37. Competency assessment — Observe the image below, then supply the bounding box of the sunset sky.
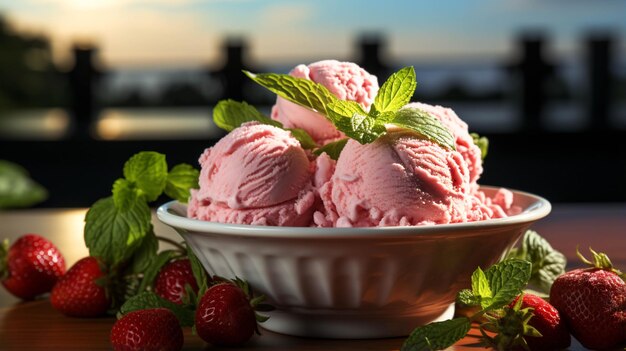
[0,0,625,67]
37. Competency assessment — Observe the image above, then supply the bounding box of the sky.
[0,0,625,68]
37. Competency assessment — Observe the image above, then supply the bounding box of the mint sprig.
[402,259,531,351]
[504,230,566,294]
[244,66,455,159]
[313,138,349,159]
[85,151,199,268]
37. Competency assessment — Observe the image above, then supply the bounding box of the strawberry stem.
[577,246,625,280]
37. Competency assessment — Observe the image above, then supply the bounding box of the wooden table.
[1,205,625,350]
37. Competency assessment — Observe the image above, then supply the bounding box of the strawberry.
[154,258,199,305]
[0,234,66,300]
[550,248,626,350]
[508,294,571,350]
[481,293,570,351]
[110,308,183,351]
[50,256,110,317]
[195,280,267,346]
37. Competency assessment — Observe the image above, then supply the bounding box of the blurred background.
[0,0,625,207]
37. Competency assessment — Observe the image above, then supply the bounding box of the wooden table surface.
[1,204,625,350]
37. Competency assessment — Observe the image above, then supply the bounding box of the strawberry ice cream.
[271,60,379,145]
[402,102,483,185]
[314,131,511,227]
[187,122,316,226]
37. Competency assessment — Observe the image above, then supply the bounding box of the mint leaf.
[123,152,167,202]
[372,66,417,114]
[129,230,158,274]
[313,138,349,160]
[243,71,337,116]
[137,249,182,293]
[213,99,282,131]
[165,164,199,203]
[287,128,317,149]
[391,107,456,150]
[504,230,566,294]
[112,178,141,210]
[402,317,471,351]
[0,160,47,209]
[187,245,208,304]
[471,133,489,160]
[471,267,493,309]
[328,100,386,144]
[119,291,195,327]
[84,196,151,266]
[483,259,532,311]
[456,289,480,308]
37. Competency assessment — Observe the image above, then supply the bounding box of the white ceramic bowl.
[157,187,550,339]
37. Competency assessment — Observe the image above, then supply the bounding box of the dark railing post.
[586,34,613,131]
[68,45,101,139]
[356,34,390,81]
[508,33,554,132]
[211,38,253,101]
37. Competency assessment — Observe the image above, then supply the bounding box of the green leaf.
[164,164,199,204]
[391,107,456,151]
[119,291,195,327]
[313,138,349,160]
[112,178,141,210]
[328,100,386,144]
[128,230,158,274]
[137,249,182,293]
[0,160,47,209]
[471,267,493,309]
[373,66,417,114]
[456,289,480,308]
[483,259,532,311]
[286,128,317,149]
[123,152,168,202]
[212,99,282,132]
[84,196,152,266]
[504,230,566,294]
[187,245,208,304]
[471,133,489,160]
[402,317,471,351]
[243,70,337,116]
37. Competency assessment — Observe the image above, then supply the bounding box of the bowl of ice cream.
[157,188,550,339]
[157,60,552,338]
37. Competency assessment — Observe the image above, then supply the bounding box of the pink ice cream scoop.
[188,122,316,226]
[271,60,379,145]
[314,133,474,227]
[402,102,483,186]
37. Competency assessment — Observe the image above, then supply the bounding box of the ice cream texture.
[189,60,516,227]
[187,122,316,226]
[271,60,379,145]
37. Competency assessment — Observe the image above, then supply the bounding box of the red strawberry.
[50,256,110,317]
[508,294,571,350]
[550,248,626,350]
[110,308,183,351]
[0,234,66,300]
[195,280,266,346]
[154,259,199,305]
